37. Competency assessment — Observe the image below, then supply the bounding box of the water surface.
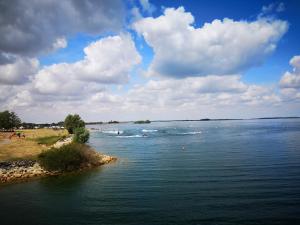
[1,119,300,225]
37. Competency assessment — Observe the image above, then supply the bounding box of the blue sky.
[0,0,299,122]
[39,0,299,85]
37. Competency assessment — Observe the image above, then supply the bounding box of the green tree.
[73,127,90,143]
[64,114,85,134]
[0,110,21,131]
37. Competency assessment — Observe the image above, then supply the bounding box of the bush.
[64,114,85,134]
[73,127,90,143]
[38,143,87,171]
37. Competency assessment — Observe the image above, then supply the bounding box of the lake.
[1,119,300,225]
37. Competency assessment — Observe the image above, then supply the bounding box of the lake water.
[1,119,300,225]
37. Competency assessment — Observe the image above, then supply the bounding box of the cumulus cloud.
[8,90,34,108]
[0,0,124,64]
[33,34,141,95]
[280,55,300,100]
[0,57,39,85]
[1,73,291,122]
[125,76,280,110]
[280,56,300,89]
[133,7,288,78]
[0,85,15,102]
[1,3,297,122]
[1,34,141,117]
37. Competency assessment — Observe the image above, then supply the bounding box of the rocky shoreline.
[0,159,55,183]
[0,134,117,184]
[0,154,116,184]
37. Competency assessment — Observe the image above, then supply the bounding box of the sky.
[0,0,300,123]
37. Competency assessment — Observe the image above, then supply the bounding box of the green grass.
[35,135,66,146]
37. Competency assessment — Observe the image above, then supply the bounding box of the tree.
[73,127,90,143]
[0,111,21,131]
[64,114,85,134]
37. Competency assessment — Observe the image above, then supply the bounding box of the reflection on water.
[39,168,104,189]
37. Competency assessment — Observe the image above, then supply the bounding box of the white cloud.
[133,7,288,78]
[120,76,280,116]
[33,34,141,95]
[280,55,300,100]
[8,90,34,108]
[0,0,125,64]
[2,74,285,122]
[290,55,300,72]
[0,85,16,102]
[0,57,39,85]
[0,4,297,122]
[34,63,92,95]
[78,35,141,83]
[280,55,300,89]
[52,37,68,50]
[280,72,300,89]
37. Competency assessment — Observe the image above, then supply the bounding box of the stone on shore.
[0,155,116,184]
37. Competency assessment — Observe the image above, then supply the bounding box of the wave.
[102,130,124,135]
[178,131,202,135]
[142,129,158,133]
[88,129,99,132]
[117,135,144,138]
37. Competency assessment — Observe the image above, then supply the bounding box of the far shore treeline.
[0,110,155,131]
[1,110,299,131]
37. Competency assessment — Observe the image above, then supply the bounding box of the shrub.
[38,143,87,171]
[64,114,85,134]
[73,127,90,143]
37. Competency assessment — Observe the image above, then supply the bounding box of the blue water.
[1,119,300,225]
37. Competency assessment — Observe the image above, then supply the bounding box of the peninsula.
[0,111,116,184]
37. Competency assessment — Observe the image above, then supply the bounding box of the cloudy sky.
[0,0,299,122]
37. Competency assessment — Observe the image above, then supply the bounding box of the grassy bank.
[0,129,68,161]
[35,135,67,146]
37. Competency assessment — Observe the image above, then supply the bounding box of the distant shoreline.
[20,116,300,127]
[85,116,300,125]
[150,116,300,123]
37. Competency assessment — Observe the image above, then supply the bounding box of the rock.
[15,173,22,178]
[0,159,47,183]
[1,151,116,184]
[53,136,73,148]
[99,155,116,164]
